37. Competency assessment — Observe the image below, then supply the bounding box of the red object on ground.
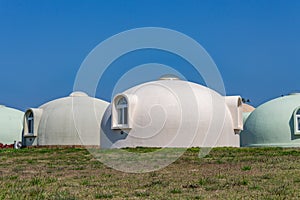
[0,142,14,149]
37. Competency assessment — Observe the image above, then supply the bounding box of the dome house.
[0,105,23,145]
[101,75,243,148]
[241,93,300,147]
[22,91,109,147]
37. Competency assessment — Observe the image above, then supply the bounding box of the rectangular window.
[27,112,34,134]
[28,118,34,134]
[113,96,129,129]
[123,107,128,124]
[297,116,300,132]
[117,108,123,125]
[117,107,128,125]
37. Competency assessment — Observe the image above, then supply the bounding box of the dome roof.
[101,79,241,148]
[242,104,255,113]
[40,92,102,109]
[0,105,23,144]
[241,94,300,147]
[23,91,109,146]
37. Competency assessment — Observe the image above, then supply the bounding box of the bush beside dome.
[241,94,300,147]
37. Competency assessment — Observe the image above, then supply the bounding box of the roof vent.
[288,93,300,96]
[159,74,181,81]
[69,91,89,97]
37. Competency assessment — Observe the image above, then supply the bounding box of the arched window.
[28,112,34,134]
[296,109,300,132]
[116,97,128,125]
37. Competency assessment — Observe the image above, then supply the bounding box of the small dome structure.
[22,92,109,146]
[241,94,300,147]
[101,78,243,148]
[0,105,23,144]
[242,103,255,124]
[242,104,255,113]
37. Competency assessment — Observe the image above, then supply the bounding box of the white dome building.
[22,92,109,147]
[0,105,23,144]
[101,76,243,148]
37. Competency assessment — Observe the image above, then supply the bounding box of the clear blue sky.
[0,0,300,110]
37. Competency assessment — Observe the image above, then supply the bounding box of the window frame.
[116,97,128,125]
[27,112,34,134]
[112,95,131,130]
[294,107,300,135]
[297,115,300,132]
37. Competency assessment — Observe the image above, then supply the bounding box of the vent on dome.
[159,74,181,81]
[69,91,89,97]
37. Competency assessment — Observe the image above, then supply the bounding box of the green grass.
[1,147,300,199]
[241,165,252,171]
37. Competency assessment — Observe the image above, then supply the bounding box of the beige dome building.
[242,104,255,113]
[22,92,109,147]
[242,103,255,123]
[101,76,243,148]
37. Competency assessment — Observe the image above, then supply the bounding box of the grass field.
[1,147,300,199]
